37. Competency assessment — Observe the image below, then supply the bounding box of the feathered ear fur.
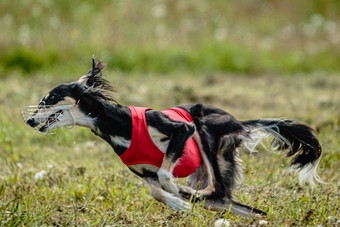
[77,55,106,87]
[88,56,105,79]
[76,56,117,102]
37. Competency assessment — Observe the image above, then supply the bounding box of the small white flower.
[259,220,268,225]
[48,164,54,169]
[98,196,105,200]
[214,218,230,227]
[16,163,23,169]
[34,170,47,180]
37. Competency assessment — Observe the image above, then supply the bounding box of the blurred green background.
[1,0,340,76]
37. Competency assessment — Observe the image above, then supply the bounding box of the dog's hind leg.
[179,132,225,200]
[217,135,244,197]
[199,134,267,216]
[180,134,244,201]
[202,138,267,216]
[180,105,247,200]
[143,176,191,210]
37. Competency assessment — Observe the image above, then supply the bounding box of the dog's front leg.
[146,110,195,196]
[143,177,191,210]
[157,157,179,196]
[157,122,195,196]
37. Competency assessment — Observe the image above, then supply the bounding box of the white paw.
[165,196,192,210]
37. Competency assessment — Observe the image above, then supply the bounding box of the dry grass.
[0,72,339,226]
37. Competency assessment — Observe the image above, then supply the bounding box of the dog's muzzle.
[22,105,72,134]
[26,116,40,127]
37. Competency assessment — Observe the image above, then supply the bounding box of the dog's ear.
[77,55,106,87]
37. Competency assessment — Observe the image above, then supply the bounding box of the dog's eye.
[49,95,59,101]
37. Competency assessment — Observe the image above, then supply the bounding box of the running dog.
[23,57,322,216]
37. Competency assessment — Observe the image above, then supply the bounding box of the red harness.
[119,106,201,178]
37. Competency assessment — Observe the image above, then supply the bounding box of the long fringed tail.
[241,119,323,186]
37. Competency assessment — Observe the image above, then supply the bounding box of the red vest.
[119,106,201,178]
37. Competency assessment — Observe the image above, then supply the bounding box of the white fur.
[242,130,270,154]
[294,155,324,186]
[147,126,169,153]
[241,126,290,154]
[144,178,191,210]
[157,169,179,195]
[55,109,95,131]
[157,169,173,180]
[110,136,131,149]
[163,193,191,210]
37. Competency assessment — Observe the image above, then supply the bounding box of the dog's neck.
[78,98,132,155]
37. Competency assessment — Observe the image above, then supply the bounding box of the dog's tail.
[241,119,323,186]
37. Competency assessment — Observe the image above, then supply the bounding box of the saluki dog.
[23,57,323,216]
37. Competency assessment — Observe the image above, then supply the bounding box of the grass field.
[0,72,339,226]
[1,0,340,226]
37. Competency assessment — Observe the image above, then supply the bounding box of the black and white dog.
[23,57,322,216]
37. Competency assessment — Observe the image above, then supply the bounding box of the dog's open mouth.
[22,105,71,134]
[38,110,64,132]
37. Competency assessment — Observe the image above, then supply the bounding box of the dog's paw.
[165,196,192,210]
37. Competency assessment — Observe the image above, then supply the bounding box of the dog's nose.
[26,117,39,127]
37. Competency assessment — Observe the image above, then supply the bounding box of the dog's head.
[22,56,115,134]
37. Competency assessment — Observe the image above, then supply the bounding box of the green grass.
[1,0,340,225]
[0,72,339,226]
